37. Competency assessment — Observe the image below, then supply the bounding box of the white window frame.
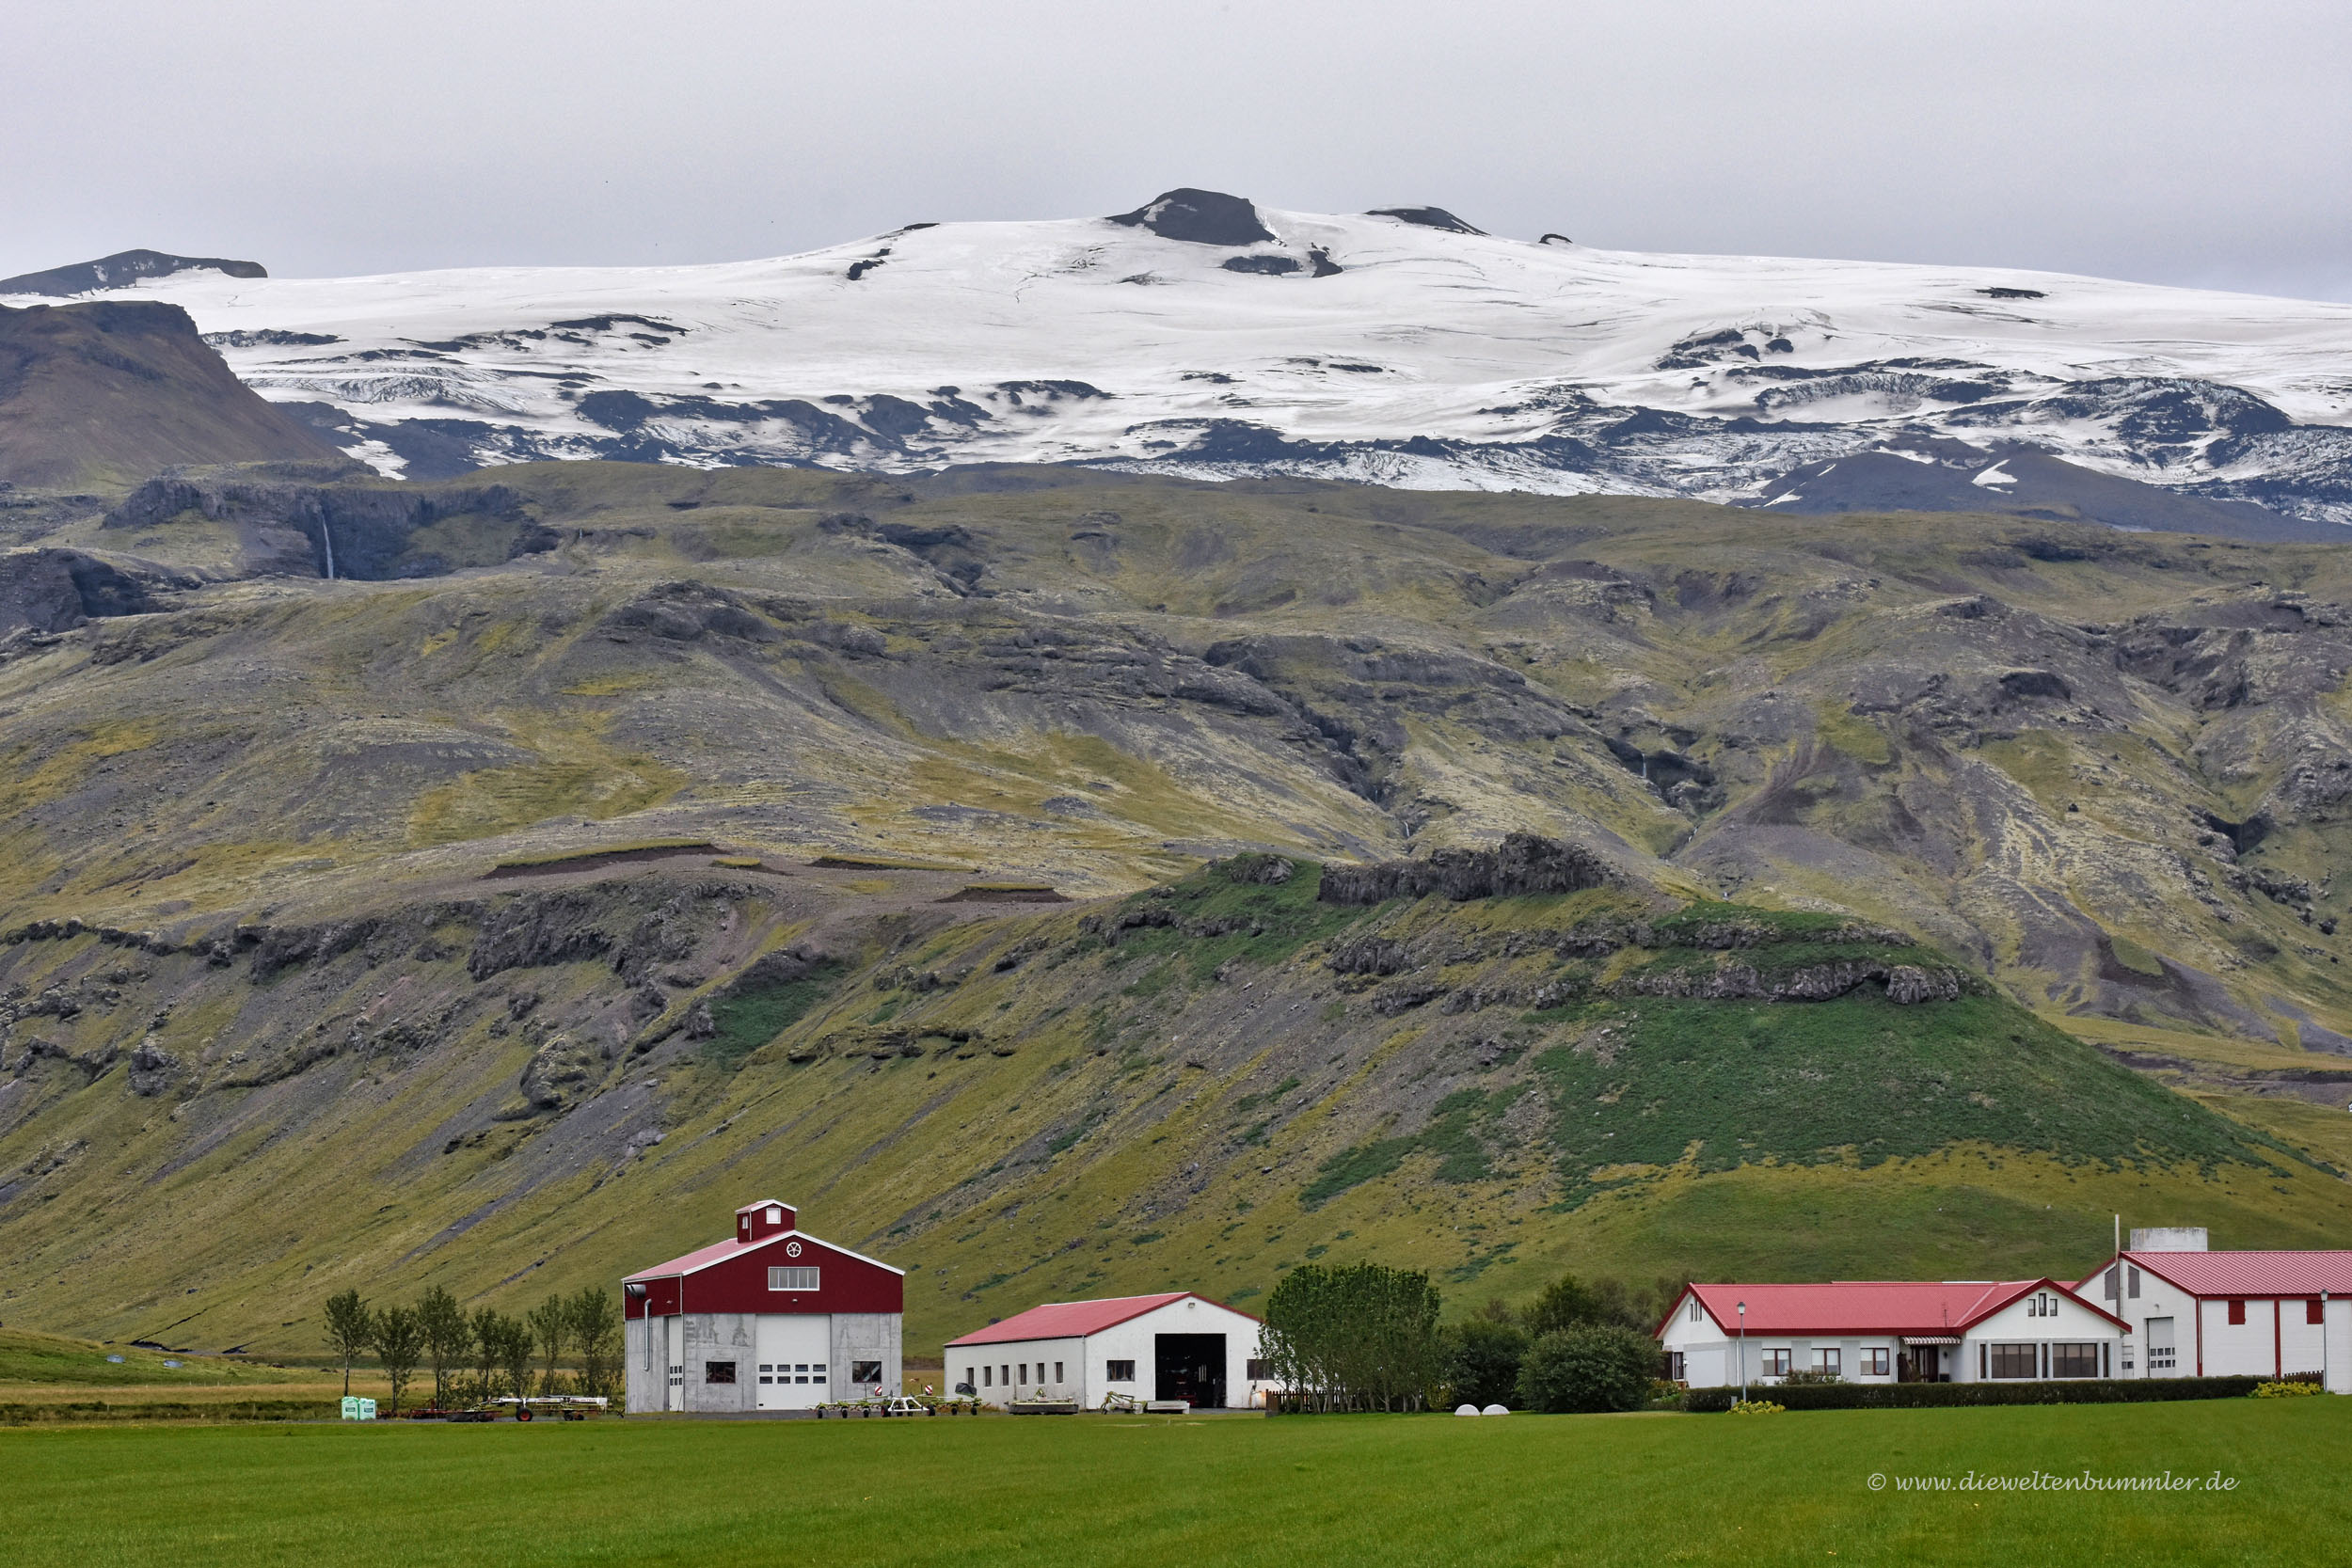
[768,1265,819,1291]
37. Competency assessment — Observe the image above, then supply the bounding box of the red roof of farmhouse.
[947,1292,1254,1346]
[1670,1279,2127,1338]
[2083,1251,2352,1298]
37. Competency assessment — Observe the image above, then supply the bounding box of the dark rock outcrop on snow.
[1367,207,1486,236]
[0,249,266,299]
[1107,189,1276,246]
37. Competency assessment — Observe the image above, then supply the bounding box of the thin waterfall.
[321,518,337,580]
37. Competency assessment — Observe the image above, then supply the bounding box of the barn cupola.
[737,1199,798,1243]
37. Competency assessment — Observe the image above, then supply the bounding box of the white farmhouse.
[2074,1227,2352,1389]
[1658,1279,2129,1388]
[944,1291,1271,1409]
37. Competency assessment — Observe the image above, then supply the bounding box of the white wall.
[945,1298,1268,1408]
[1658,1290,2122,1389]
[2092,1270,2351,1386]
[1951,1292,2122,1384]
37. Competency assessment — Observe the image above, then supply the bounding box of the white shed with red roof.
[2074,1229,2352,1389]
[945,1292,1268,1409]
[1658,1278,2129,1388]
[621,1199,903,1414]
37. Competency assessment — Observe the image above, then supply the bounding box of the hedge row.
[1682,1376,2266,1412]
[0,1399,335,1425]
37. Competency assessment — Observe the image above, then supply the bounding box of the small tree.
[373,1304,425,1418]
[528,1292,570,1396]
[418,1287,469,1411]
[569,1288,622,1401]
[323,1289,372,1398]
[469,1305,503,1403]
[1517,1324,1659,1414]
[1443,1318,1529,1409]
[497,1312,537,1404]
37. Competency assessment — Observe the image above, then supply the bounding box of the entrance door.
[2146,1317,2176,1375]
[664,1316,685,1412]
[755,1315,834,1410]
[1154,1334,1227,1409]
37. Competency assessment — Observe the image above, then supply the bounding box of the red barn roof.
[947,1292,1255,1346]
[2078,1250,2352,1298]
[1665,1279,2127,1338]
[619,1202,904,1320]
[623,1227,903,1282]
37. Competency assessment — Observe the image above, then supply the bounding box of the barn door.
[755,1315,832,1410]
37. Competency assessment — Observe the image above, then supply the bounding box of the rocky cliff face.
[2,462,2350,1349]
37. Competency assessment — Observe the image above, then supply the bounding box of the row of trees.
[1259,1262,1444,1411]
[1262,1264,1687,1415]
[323,1286,621,1416]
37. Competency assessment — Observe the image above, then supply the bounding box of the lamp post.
[1738,1301,1747,1402]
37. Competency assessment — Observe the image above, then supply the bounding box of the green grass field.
[3,1401,2344,1566]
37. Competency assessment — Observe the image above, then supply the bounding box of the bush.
[1729,1399,1785,1415]
[1517,1325,1658,1414]
[1681,1376,2266,1412]
[1442,1320,1528,1410]
[2252,1379,2327,1398]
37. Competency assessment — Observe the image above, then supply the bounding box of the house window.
[851,1360,882,1385]
[1988,1344,2038,1380]
[1246,1358,1271,1381]
[2051,1343,2099,1379]
[1106,1359,1136,1382]
[706,1361,738,1385]
[2228,1300,2247,1326]
[2311,1301,2327,1326]
[769,1266,819,1291]
[982,1367,992,1387]
[1662,1351,1686,1381]
[1688,1298,1703,1323]
[964,1367,976,1390]
[2104,1268,2121,1301]
[1760,1349,1791,1379]
[1054,1362,1065,1383]
[2127,1267,2140,1299]
[1812,1348,1840,1376]
[1860,1348,1890,1377]
[1000,1365,1010,1387]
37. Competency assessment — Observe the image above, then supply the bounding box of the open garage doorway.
[1154,1333,1226,1408]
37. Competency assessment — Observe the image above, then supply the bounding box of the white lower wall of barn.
[625,1312,902,1414]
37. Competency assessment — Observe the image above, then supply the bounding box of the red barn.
[622,1198,904,1413]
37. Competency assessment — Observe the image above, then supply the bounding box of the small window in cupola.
[767,1206,783,1226]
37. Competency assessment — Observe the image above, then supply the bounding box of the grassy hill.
[2,462,2351,1351]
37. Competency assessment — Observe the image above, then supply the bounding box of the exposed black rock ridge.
[1368,207,1486,236]
[1107,189,1275,245]
[1317,832,1612,905]
[0,548,191,638]
[0,249,267,298]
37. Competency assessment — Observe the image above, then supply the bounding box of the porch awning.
[1902,1336,1961,1346]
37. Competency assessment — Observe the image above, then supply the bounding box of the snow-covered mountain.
[17,189,2352,527]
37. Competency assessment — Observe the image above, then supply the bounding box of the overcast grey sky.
[8,0,2349,300]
